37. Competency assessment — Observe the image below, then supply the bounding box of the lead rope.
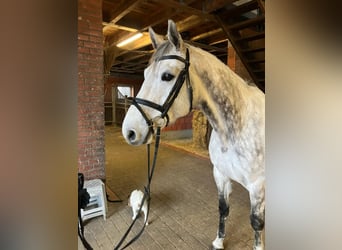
[78,209,93,250]
[114,127,161,250]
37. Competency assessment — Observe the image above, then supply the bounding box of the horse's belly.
[208,131,264,188]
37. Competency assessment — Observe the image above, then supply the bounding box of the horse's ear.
[167,19,183,50]
[149,27,164,49]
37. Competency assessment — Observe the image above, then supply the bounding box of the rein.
[114,127,161,250]
[114,49,192,249]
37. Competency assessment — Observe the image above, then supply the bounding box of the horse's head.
[122,20,192,145]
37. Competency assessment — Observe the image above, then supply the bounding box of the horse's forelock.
[149,41,174,65]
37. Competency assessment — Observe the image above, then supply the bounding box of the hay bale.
[192,110,208,149]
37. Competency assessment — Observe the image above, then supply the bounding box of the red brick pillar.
[78,0,105,180]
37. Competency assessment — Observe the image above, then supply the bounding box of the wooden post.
[227,41,253,83]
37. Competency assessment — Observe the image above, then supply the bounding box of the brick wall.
[78,0,105,180]
[163,113,193,131]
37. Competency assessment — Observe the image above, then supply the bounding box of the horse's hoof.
[212,237,224,249]
[253,245,264,250]
[212,246,224,250]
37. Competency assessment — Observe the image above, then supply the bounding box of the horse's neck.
[189,46,249,146]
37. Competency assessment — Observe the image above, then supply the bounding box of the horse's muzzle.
[123,128,153,146]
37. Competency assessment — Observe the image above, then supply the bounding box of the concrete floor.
[78,126,254,250]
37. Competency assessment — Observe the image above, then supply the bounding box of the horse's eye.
[161,72,174,81]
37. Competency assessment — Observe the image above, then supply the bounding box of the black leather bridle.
[127,48,192,133]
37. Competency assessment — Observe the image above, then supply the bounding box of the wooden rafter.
[103,0,265,91]
[109,0,145,24]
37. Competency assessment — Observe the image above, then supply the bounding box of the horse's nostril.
[128,130,136,142]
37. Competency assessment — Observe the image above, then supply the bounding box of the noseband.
[127,48,192,132]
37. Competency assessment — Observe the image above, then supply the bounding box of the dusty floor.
[78,125,254,249]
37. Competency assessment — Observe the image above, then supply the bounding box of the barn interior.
[78,0,265,249]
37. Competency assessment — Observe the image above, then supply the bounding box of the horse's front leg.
[212,167,232,250]
[249,182,265,250]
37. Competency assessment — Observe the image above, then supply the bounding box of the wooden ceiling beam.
[117,32,152,50]
[114,51,153,65]
[160,0,216,22]
[114,62,146,69]
[203,0,237,13]
[205,32,228,44]
[190,28,222,41]
[110,68,138,74]
[186,40,227,53]
[102,22,138,32]
[139,8,180,31]
[108,7,182,51]
[209,38,228,45]
[235,31,264,42]
[241,46,265,53]
[113,5,179,33]
[109,0,145,24]
[173,15,208,33]
[226,15,264,30]
[218,0,259,18]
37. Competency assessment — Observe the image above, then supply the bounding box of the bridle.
[113,49,192,250]
[127,48,192,133]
